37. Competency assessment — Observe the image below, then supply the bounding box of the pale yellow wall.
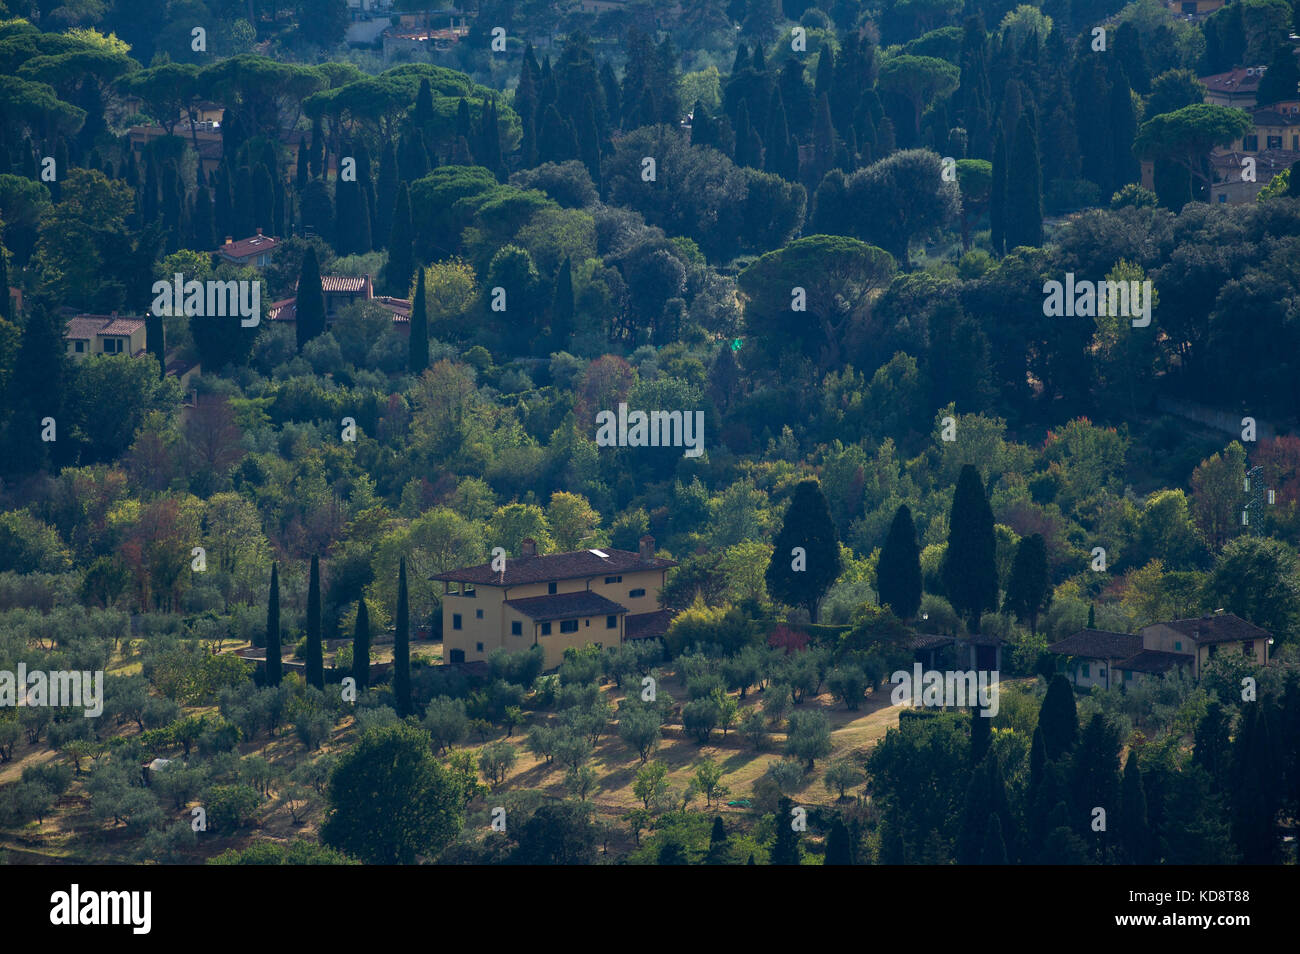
[439,568,654,667]
[1139,623,1268,677]
[532,614,622,669]
[442,586,506,663]
[1140,624,1187,655]
[589,568,667,614]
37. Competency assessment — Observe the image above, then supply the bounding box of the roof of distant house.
[432,546,676,585]
[267,298,296,322]
[319,275,371,293]
[373,296,411,320]
[1250,108,1300,125]
[504,590,627,622]
[1201,67,1268,94]
[216,231,280,259]
[625,609,674,640]
[1048,629,1143,659]
[1148,613,1271,644]
[66,314,147,339]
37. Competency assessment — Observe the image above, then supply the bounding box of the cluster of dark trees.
[870,673,1300,865]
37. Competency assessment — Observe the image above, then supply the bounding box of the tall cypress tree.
[146,313,165,378]
[877,504,922,619]
[764,479,842,623]
[191,183,215,250]
[707,815,730,864]
[971,706,992,767]
[1107,65,1139,193]
[1231,703,1281,863]
[296,244,326,350]
[409,266,428,374]
[305,554,323,690]
[1194,701,1232,789]
[765,89,790,177]
[385,181,414,296]
[394,556,411,717]
[233,164,254,237]
[771,796,800,864]
[942,464,998,632]
[824,815,853,865]
[989,120,1007,256]
[1119,749,1151,863]
[252,162,275,233]
[1003,532,1050,633]
[1005,108,1043,250]
[4,296,66,474]
[481,97,504,181]
[265,562,281,687]
[576,94,601,185]
[352,597,370,690]
[376,138,397,243]
[1039,674,1078,761]
[956,16,993,159]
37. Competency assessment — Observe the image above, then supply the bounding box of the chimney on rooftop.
[224,236,232,245]
[521,538,537,558]
[255,227,262,236]
[639,535,655,563]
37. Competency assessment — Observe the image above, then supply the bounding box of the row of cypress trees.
[263,554,413,716]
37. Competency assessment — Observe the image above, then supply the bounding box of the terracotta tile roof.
[320,275,371,293]
[1048,629,1142,659]
[1151,613,1270,644]
[432,547,676,586]
[66,315,146,338]
[374,296,411,319]
[625,609,674,640]
[216,233,280,259]
[267,298,296,322]
[1250,108,1298,126]
[1117,649,1191,674]
[1201,67,1267,94]
[505,590,627,621]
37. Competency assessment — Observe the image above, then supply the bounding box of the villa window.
[1081,663,1091,678]
[629,588,646,598]
[605,576,622,584]
[452,614,462,630]
[548,582,558,594]
[476,642,484,653]
[1243,641,1254,656]
[512,621,522,636]
[541,622,551,635]
[102,338,122,354]
[1174,641,1182,651]
[606,615,617,629]
[560,619,578,634]
[475,609,483,619]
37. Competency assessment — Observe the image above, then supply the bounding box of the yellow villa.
[432,536,676,670]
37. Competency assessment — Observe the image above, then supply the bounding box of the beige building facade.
[433,536,676,670]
